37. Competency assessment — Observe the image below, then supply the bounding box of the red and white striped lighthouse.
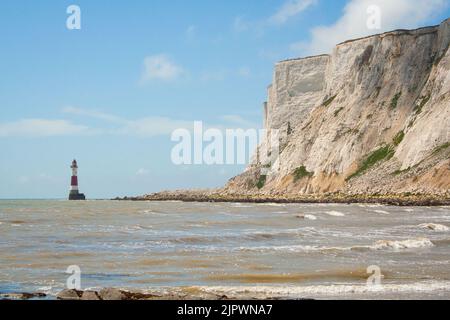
[69,159,86,200]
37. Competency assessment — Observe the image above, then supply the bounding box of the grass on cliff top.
[293,166,314,182]
[390,92,402,109]
[346,145,395,181]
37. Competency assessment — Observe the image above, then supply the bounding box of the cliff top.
[278,54,330,64]
[278,17,450,64]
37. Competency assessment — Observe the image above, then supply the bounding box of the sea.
[0,200,449,299]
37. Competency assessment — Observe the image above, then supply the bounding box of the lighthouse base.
[69,191,86,201]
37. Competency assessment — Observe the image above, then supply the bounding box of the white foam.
[238,238,434,253]
[231,203,254,208]
[419,223,449,232]
[372,238,434,250]
[140,209,165,216]
[196,280,450,298]
[296,214,317,220]
[358,204,384,208]
[238,244,349,253]
[263,203,287,207]
[37,286,55,295]
[326,211,345,217]
[374,210,390,215]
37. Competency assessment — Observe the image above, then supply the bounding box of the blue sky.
[0,0,449,199]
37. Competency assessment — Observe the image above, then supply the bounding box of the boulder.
[98,288,127,300]
[57,289,83,300]
[81,290,101,300]
[0,292,46,300]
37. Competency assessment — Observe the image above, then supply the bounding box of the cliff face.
[226,19,450,196]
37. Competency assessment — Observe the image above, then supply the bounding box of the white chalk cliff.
[226,19,450,195]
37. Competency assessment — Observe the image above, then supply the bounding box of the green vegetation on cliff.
[390,92,402,109]
[293,166,314,182]
[256,175,267,189]
[432,142,450,155]
[347,145,395,181]
[393,130,405,146]
[322,95,337,107]
[413,94,431,114]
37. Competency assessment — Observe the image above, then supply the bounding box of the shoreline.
[114,191,450,206]
[0,288,298,301]
[4,281,450,300]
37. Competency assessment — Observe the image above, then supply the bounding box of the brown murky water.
[0,200,449,299]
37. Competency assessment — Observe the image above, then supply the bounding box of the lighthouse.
[69,159,86,200]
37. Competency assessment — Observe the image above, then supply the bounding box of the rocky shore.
[55,288,242,300]
[0,292,48,300]
[1,288,279,300]
[114,190,450,206]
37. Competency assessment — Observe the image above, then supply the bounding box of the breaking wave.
[239,238,434,253]
[296,214,317,220]
[326,211,345,217]
[373,210,390,215]
[371,238,434,250]
[195,280,450,298]
[418,223,449,231]
[139,209,166,215]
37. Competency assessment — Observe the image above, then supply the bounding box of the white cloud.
[0,119,93,137]
[63,107,197,137]
[1,107,260,139]
[269,0,317,25]
[0,107,195,139]
[117,117,195,137]
[141,54,184,82]
[62,106,125,123]
[293,0,448,56]
[234,0,316,34]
